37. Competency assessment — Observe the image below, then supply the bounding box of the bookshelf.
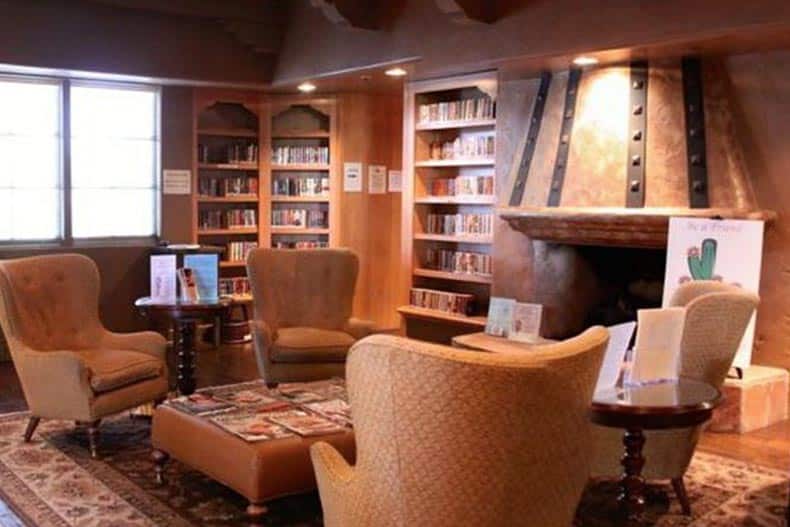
[269,98,338,249]
[400,72,497,338]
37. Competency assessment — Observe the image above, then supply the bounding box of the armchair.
[311,328,610,527]
[246,248,376,384]
[591,281,759,514]
[0,254,168,458]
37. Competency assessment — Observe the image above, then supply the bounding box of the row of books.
[426,213,493,236]
[199,176,259,198]
[425,249,492,276]
[272,146,329,165]
[418,97,495,123]
[273,176,330,197]
[431,175,494,197]
[226,241,258,263]
[272,209,329,228]
[199,209,257,229]
[410,287,474,316]
[273,240,329,249]
[198,143,259,164]
[219,277,251,297]
[429,135,495,161]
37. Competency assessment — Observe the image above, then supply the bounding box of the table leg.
[177,320,197,395]
[618,427,646,525]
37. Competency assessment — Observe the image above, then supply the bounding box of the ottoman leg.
[151,449,170,485]
[246,502,268,526]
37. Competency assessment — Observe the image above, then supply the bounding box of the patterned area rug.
[0,412,786,526]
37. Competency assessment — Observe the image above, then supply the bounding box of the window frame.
[0,74,162,248]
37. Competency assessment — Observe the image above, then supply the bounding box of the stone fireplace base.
[709,365,789,434]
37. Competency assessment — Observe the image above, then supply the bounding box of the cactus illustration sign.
[662,217,764,369]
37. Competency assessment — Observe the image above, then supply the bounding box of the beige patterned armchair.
[311,328,609,527]
[246,248,376,384]
[591,281,759,514]
[0,254,168,458]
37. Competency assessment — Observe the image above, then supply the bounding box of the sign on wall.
[662,217,765,369]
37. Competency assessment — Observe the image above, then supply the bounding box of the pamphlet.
[169,393,234,415]
[268,410,346,437]
[485,297,516,337]
[626,307,685,385]
[210,411,295,442]
[178,268,200,302]
[184,254,219,300]
[150,254,176,302]
[509,302,543,343]
[594,321,637,394]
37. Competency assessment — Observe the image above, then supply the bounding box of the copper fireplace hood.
[498,58,775,248]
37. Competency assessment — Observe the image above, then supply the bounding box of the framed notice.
[388,170,402,192]
[343,162,362,192]
[368,165,387,194]
[162,170,191,195]
[662,217,764,368]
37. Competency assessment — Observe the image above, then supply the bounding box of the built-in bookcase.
[193,91,265,304]
[269,98,338,248]
[400,72,497,333]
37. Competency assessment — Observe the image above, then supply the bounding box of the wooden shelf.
[198,128,257,138]
[198,228,258,236]
[397,305,487,327]
[271,195,330,203]
[270,227,330,235]
[415,195,495,205]
[271,163,331,171]
[413,268,493,284]
[415,159,494,168]
[198,195,259,203]
[199,163,259,171]
[272,131,330,139]
[220,261,246,268]
[222,294,253,304]
[414,233,493,244]
[416,118,496,131]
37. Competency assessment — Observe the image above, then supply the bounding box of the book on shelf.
[272,175,329,197]
[199,209,257,229]
[273,240,329,249]
[426,213,493,236]
[199,176,258,198]
[428,135,495,161]
[271,209,328,229]
[430,174,494,197]
[220,277,251,297]
[409,287,474,316]
[424,249,492,276]
[418,97,495,123]
[272,145,329,165]
[198,142,259,164]
[226,241,258,263]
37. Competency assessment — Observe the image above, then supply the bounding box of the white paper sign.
[627,307,685,385]
[662,217,764,368]
[368,165,387,194]
[343,162,363,192]
[595,321,636,393]
[388,170,402,192]
[162,170,191,195]
[150,254,176,302]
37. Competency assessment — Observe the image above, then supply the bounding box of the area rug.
[0,412,786,526]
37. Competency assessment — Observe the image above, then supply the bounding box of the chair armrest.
[99,331,168,361]
[250,320,276,348]
[13,347,94,419]
[310,441,355,487]
[343,318,377,340]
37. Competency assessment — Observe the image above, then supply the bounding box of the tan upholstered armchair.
[0,254,168,458]
[246,248,376,384]
[311,328,610,527]
[591,281,759,514]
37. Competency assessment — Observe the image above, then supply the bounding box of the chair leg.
[246,502,268,527]
[151,449,170,485]
[23,417,40,442]
[672,477,691,516]
[87,420,101,459]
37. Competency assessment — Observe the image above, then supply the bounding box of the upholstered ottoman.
[151,405,355,521]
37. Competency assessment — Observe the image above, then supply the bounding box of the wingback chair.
[0,254,168,458]
[591,281,759,514]
[246,248,376,384]
[310,328,610,527]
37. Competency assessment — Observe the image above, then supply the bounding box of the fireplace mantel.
[498,206,776,249]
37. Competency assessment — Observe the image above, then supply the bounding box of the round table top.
[590,377,722,430]
[135,296,232,312]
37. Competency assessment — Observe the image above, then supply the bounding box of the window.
[0,76,160,243]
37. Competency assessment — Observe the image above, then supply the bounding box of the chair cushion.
[271,327,355,364]
[80,349,164,393]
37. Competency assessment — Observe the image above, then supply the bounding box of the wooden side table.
[590,378,721,526]
[451,331,555,352]
[135,297,231,395]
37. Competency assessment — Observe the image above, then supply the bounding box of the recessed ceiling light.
[385,67,407,77]
[297,82,316,93]
[572,56,599,66]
